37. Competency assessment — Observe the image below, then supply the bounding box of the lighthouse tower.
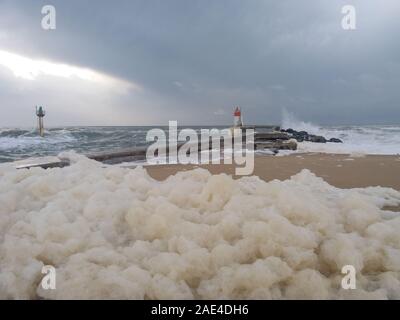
[36,106,46,137]
[233,107,243,128]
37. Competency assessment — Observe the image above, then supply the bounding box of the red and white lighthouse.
[233,107,243,128]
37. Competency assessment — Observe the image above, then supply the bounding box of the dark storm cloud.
[0,0,399,126]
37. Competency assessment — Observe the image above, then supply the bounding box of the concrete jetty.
[13,129,296,169]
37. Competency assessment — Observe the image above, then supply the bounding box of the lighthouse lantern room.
[233,107,243,128]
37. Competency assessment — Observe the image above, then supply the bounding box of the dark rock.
[309,135,327,143]
[286,129,308,142]
[282,129,341,144]
[285,128,295,134]
[329,138,343,143]
[294,132,308,141]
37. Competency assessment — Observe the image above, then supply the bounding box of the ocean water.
[281,113,400,155]
[0,126,171,163]
[0,123,400,163]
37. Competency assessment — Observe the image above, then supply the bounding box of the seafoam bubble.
[0,156,399,299]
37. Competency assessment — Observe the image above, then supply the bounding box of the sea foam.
[0,154,399,299]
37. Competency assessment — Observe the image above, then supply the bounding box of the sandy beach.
[146,153,400,190]
[146,153,400,213]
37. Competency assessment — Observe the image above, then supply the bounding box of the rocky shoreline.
[254,128,343,153]
[281,128,343,144]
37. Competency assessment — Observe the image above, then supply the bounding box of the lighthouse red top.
[234,107,241,116]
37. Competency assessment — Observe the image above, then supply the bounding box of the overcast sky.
[0,0,399,127]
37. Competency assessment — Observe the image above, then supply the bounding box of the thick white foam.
[0,154,399,299]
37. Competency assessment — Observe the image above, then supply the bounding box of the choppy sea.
[0,122,399,163]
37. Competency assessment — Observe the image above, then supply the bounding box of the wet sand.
[145,153,400,190]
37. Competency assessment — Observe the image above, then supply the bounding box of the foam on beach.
[1,154,400,299]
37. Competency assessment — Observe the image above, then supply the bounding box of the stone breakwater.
[281,128,343,144]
